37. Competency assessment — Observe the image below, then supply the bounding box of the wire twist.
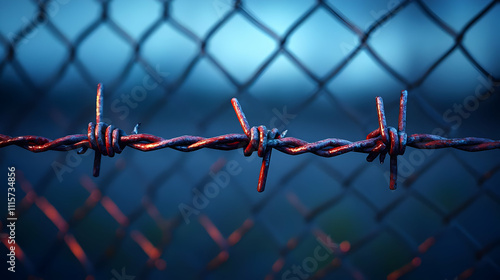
[231,98,287,192]
[83,84,126,176]
[1,84,499,192]
[365,92,408,190]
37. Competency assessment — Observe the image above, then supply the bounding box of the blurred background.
[1,0,500,279]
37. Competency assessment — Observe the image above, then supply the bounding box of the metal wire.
[2,1,500,279]
[1,85,498,192]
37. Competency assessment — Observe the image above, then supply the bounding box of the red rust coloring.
[1,85,499,192]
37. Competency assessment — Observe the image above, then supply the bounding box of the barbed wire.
[1,84,499,192]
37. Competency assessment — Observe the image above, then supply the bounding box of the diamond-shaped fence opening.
[1,1,500,280]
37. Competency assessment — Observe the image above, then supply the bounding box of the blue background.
[1,0,500,279]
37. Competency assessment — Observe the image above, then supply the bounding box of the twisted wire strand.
[1,84,499,192]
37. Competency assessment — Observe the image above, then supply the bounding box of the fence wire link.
[1,86,499,192]
[1,0,500,279]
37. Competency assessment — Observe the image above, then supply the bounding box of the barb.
[1,85,499,192]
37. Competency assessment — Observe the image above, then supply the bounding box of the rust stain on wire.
[1,84,499,192]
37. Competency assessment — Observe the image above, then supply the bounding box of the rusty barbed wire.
[1,84,499,192]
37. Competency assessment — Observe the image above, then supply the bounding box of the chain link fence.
[1,0,500,279]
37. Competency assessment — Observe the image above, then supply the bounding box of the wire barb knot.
[2,86,499,193]
[83,84,129,177]
[242,125,280,158]
[231,98,286,193]
[86,122,125,158]
[365,90,408,190]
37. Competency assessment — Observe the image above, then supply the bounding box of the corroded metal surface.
[1,84,499,192]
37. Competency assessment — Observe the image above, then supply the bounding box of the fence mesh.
[1,0,500,279]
